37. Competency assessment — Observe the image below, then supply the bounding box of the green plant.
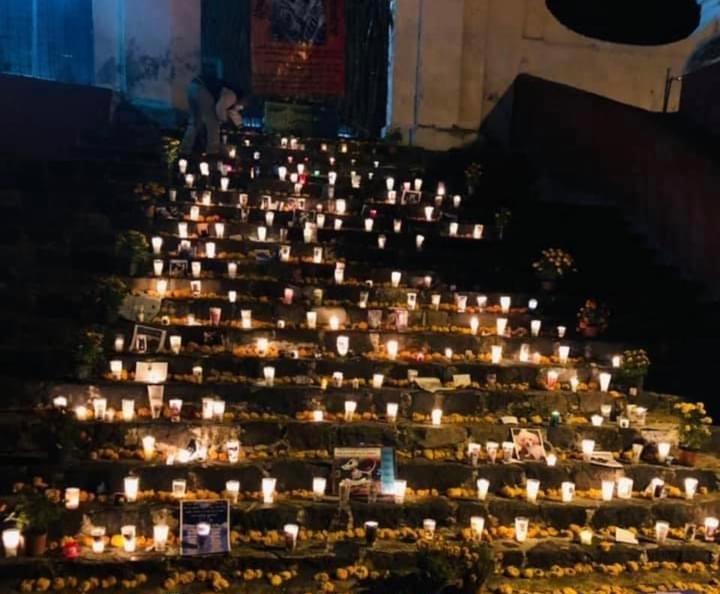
[162,136,181,168]
[415,542,493,593]
[532,248,576,280]
[15,493,62,534]
[494,208,512,229]
[115,230,150,275]
[576,299,609,334]
[464,162,483,187]
[620,349,651,377]
[74,329,105,370]
[87,276,129,323]
[674,401,713,450]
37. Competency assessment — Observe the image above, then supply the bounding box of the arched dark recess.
[546,0,701,46]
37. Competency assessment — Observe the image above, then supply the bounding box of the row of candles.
[4,513,717,559]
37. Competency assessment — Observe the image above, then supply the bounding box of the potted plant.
[115,230,150,276]
[674,401,713,466]
[532,248,576,291]
[617,349,651,390]
[576,299,609,338]
[494,208,512,240]
[464,162,483,196]
[86,276,129,324]
[74,329,105,380]
[16,493,62,556]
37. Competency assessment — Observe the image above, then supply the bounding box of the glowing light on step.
[377,234,386,249]
[476,478,490,501]
[185,174,195,188]
[124,476,139,502]
[386,403,399,423]
[155,279,168,297]
[121,525,136,553]
[526,479,540,503]
[473,224,484,239]
[256,337,268,356]
[617,477,634,499]
[65,487,80,509]
[262,478,276,504]
[334,265,344,285]
[581,439,595,461]
[344,400,357,422]
[391,271,401,287]
[423,519,436,539]
[580,529,592,545]
[601,480,614,501]
[514,517,529,543]
[91,527,105,553]
[364,218,374,232]
[599,372,612,392]
[685,477,698,500]
[92,398,107,421]
[496,318,508,336]
[546,370,559,389]
[485,442,499,464]
[2,529,20,558]
[657,441,671,463]
[528,298,538,310]
[372,374,384,389]
[178,158,187,174]
[393,480,407,504]
[220,177,229,191]
[205,242,216,259]
[172,479,187,499]
[278,166,287,181]
[226,480,240,503]
[153,524,169,552]
[226,439,240,463]
[470,516,484,540]
[557,325,566,338]
[212,399,225,421]
[189,205,199,221]
[109,360,123,381]
[558,345,570,365]
[227,262,237,278]
[153,260,163,276]
[424,206,434,221]
[386,340,399,361]
[705,517,719,541]
[546,453,557,467]
[591,414,603,427]
[500,296,511,314]
[142,436,156,461]
[470,317,479,335]
[75,406,88,422]
[612,355,621,368]
[530,320,541,337]
[655,521,669,544]
[431,408,443,426]
[491,345,503,364]
[313,478,327,499]
[561,481,575,502]
[263,366,275,387]
[312,410,324,422]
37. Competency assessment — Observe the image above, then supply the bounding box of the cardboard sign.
[134,361,168,384]
[180,500,230,556]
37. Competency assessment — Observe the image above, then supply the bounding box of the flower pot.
[27,532,47,557]
[678,448,698,467]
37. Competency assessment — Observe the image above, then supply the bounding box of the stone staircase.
[1,133,719,594]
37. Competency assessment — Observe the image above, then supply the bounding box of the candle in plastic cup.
[704,517,718,541]
[546,453,557,467]
[477,478,490,500]
[336,335,349,356]
[390,271,401,287]
[470,316,479,335]
[415,234,424,250]
[561,481,575,502]
[617,477,634,499]
[473,224,484,239]
[684,477,698,500]
[515,517,529,542]
[226,439,240,463]
[227,262,237,278]
[386,340,398,361]
[124,476,139,502]
[121,525,136,553]
[364,521,378,546]
[283,523,299,551]
[491,345,503,364]
[121,399,135,422]
[151,236,163,255]
[449,222,458,236]
[364,218,374,232]
[502,441,515,461]
[241,310,252,329]
[2,528,20,558]
[558,345,570,365]
[344,400,357,422]
[496,318,508,336]
[312,477,327,499]
[226,480,240,503]
[526,479,540,503]
[657,441,671,463]
[431,408,443,426]
[92,398,107,421]
[265,211,275,227]
[581,439,595,461]
[591,414,603,427]
[601,480,614,502]
[655,521,670,544]
[580,528,593,545]
[471,516,485,540]
[312,409,324,422]
[153,524,169,552]
[530,319,541,337]
[262,478,276,504]
[386,402,399,423]
[147,385,164,419]
[65,487,80,509]
[212,399,225,421]
[91,526,105,554]
[256,337,268,356]
[172,479,187,499]
[599,372,612,393]
[263,366,275,387]
[372,373,384,389]
[486,441,499,463]
[423,519,436,539]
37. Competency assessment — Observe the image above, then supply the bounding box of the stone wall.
[390,0,720,149]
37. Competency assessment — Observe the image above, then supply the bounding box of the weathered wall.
[391,0,720,149]
[92,0,201,111]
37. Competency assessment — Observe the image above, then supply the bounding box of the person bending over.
[180,74,244,156]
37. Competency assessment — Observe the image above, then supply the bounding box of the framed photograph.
[169,259,189,277]
[511,427,547,461]
[333,447,395,501]
[179,500,230,556]
[130,324,167,354]
[401,190,422,205]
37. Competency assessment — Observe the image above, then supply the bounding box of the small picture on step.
[130,324,167,354]
[511,427,547,461]
[169,259,189,277]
